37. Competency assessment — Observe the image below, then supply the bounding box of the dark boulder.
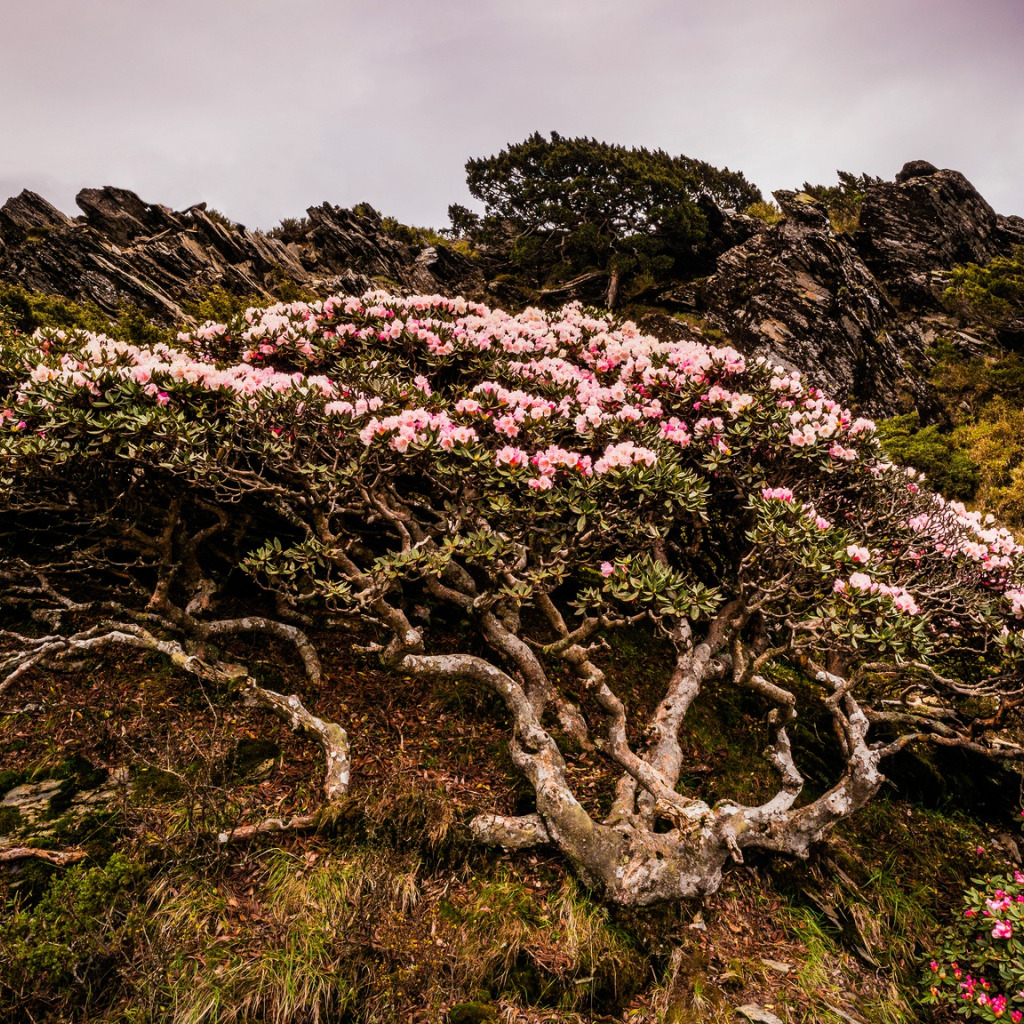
[854,167,1017,305]
[895,159,939,183]
[0,190,73,244]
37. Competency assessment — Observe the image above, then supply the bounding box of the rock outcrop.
[1,161,1020,420]
[854,162,1024,306]
[0,187,485,324]
[690,190,927,416]
[654,161,1024,417]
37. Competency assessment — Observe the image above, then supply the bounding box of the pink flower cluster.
[846,544,870,565]
[834,574,920,615]
[761,487,794,502]
[24,330,339,404]
[358,408,478,452]
[593,441,658,475]
[13,292,1020,634]
[906,497,1022,569]
[16,293,889,503]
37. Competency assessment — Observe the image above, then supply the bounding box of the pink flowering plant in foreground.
[3,292,1024,904]
[925,858,1024,1021]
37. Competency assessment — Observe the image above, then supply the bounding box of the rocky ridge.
[667,163,1023,416]
[1,161,1020,418]
[0,187,486,326]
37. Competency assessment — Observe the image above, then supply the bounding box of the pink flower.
[600,562,614,577]
[992,919,1013,939]
[848,572,874,593]
[846,544,870,564]
[495,446,527,469]
[156,392,170,406]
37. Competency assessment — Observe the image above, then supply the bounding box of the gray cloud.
[2,0,1021,228]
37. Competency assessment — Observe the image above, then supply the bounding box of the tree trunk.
[605,264,622,309]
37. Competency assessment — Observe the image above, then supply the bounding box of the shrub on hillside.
[924,844,1024,1021]
[945,246,1024,335]
[2,292,1023,905]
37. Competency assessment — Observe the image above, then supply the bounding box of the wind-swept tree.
[2,293,1022,904]
[464,132,761,307]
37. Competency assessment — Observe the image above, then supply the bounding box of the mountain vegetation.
[2,142,1024,1023]
[463,133,761,307]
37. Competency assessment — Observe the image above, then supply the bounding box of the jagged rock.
[76,186,181,246]
[0,189,73,243]
[304,203,485,299]
[997,213,1024,249]
[305,203,412,282]
[693,190,928,417]
[411,245,485,296]
[854,166,1019,305]
[694,196,765,265]
[1,778,65,825]
[0,188,487,325]
[0,767,129,852]
[0,166,1020,419]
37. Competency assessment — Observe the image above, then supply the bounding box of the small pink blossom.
[848,572,874,593]
[846,544,870,564]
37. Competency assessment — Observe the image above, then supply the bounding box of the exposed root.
[0,845,88,866]
[217,814,318,844]
[470,812,551,849]
[242,679,351,801]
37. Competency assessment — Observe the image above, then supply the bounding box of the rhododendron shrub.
[924,861,1024,1021]
[2,293,1023,904]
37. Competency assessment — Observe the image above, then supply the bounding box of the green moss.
[0,282,173,345]
[216,738,282,784]
[41,756,108,819]
[0,805,23,836]
[0,852,146,1017]
[50,753,108,790]
[0,767,27,793]
[944,245,1024,330]
[52,809,121,860]
[448,1002,498,1023]
[875,412,979,500]
[744,200,782,225]
[132,766,187,801]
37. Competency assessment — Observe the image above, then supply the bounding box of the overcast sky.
[2,0,1021,229]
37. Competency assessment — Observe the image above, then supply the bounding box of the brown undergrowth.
[0,630,1013,1022]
